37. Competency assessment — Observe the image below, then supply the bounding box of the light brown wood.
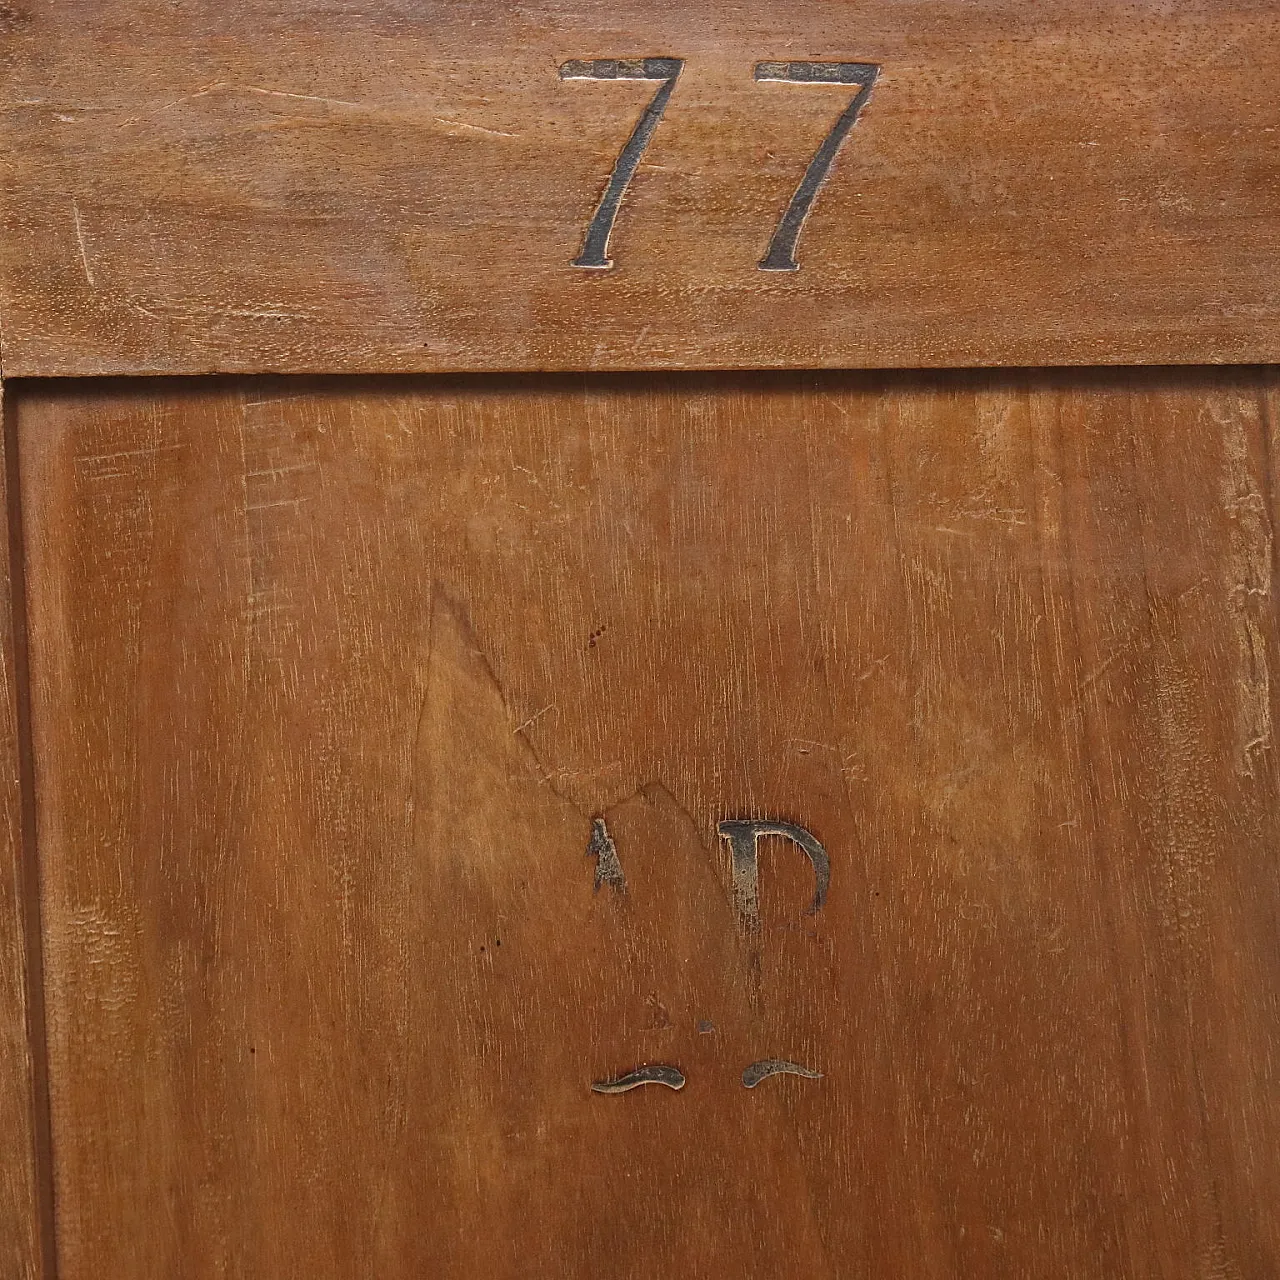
[0,382,46,1280]
[17,369,1280,1277]
[4,2,1280,376]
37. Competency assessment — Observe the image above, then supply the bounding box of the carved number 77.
[560,58,880,271]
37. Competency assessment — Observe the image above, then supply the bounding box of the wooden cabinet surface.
[2,6,1279,1279]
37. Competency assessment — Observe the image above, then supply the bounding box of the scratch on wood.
[433,117,519,138]
[1077,649,1123,695]
[71,199,95,288]
[240,85,362,108]
[117,80,366,128]
[513,704,554,735]
[215,308,310,321]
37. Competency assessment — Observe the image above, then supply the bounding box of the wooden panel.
[0,383,46,1280]
[4,2,1280,376]
[19,370,1280,1277]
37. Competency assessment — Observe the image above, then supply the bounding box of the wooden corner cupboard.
[2,4,1279,1277]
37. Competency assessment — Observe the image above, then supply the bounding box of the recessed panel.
[17,371,1280,1276]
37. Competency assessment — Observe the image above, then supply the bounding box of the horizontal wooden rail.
[1,1,1280,375]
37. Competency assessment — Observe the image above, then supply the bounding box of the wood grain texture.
[4,1,1280,376]
[16,369,1280,1277]
[0,381,46,1280]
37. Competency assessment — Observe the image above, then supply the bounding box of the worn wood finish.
[17,370,1280,1277]
[4,2,1280,376]
[0,382,45,1280]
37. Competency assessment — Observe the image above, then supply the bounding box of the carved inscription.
[592,1062,824,1094]
[560,57,879,270]
[584,815,829,931]
[592,1065,687,1093]
[716,819,831,933]
[585,816,830,1098]
[741,1059,824,1088]
[586,816,627,894]
[754,62,880,271]
[560,58,684,269]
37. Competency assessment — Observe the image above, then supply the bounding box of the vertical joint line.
[4,383,59,1279]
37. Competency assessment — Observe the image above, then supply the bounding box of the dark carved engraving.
[586,817,626,893]
[592,1064,686,1093]
[755,60,880,272]
[742,1059,823,1088]
[560,57,684,269]
[717,819,831,932]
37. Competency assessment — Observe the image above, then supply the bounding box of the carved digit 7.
[756,61,880,272]
[560,58,684,269]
